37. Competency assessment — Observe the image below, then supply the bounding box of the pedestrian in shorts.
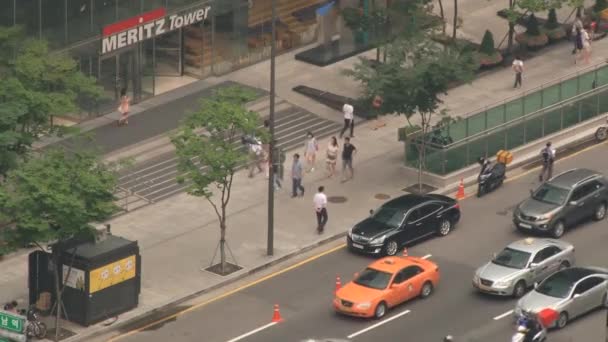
[512,56,524,89]
[341,137,357,182]
[539,142,556,182]
[313,186,328,233]
[339,103,355,138]
[291,153,305,197]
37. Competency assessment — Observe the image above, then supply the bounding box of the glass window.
[573,277,604,295]
[419,203,442,218]
[167,0,200,11]
[536,272,574,298]
[93,0,117,32]
[354,268,392,290]
[116,0,142,20]
[492,247,531,270]
[143,0,166,11]
[571,183,597,201]
[406,209,421,224]
[372,206,406,228]
[15,0,39,37]
[532,183,569,205]
[67,0,92,44]
[41,0,66,48]
[0,0,15,27]
[400,266,423,281]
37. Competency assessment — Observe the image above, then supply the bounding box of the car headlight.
[370,235,386,245]
[473,274,480,283]
[537,213,552,221]
[356,302,372,309]
[348,228,353,238]
[494,279,512,288]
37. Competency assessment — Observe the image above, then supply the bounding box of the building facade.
[0,0,326,122]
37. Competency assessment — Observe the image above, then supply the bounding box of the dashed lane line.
[421,254,432,259]
[225,322,278,342]
[493,310,514,321]
[347,310,411,339]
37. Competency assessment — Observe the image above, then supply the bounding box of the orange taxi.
[333,255,440,319]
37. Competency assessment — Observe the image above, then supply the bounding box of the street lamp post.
[267,0,277,256]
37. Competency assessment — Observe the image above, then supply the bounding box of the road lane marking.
[107,243,346,342]
[421,254,432,259]
[347,310,411,339]
[493,310,514,320]
[225,322,278,342]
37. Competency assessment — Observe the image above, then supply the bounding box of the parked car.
[514,266,608,329]
[333,255,440,318]
[513,169,608,238]
[473,238,575,298]
[347,194,461,256]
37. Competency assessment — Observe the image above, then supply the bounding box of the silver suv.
[513,169,608,238]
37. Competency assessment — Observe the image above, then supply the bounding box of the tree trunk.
[220,220,226,274]
[507,0,514,52]
[52,253,62,342]
[437,0,446,35]
[452,0,458,40]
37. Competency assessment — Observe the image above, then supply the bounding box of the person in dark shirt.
[341,137,357,182]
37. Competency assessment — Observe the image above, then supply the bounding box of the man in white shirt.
[313,186,328,233]
[539,142,556,182]
[512,56,524,89]
[339,103,354,138]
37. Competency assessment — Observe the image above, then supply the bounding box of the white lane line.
[347,310,411,339]
[493,310,514,321]
[421,254,432,259]
[225,322,278,342]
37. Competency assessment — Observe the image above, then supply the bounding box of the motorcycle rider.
[514,316,545,342]
[477,157,491,178]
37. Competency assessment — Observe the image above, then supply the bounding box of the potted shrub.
[515,13,549,49]
[543,9,566,41]
[476,30,503,68]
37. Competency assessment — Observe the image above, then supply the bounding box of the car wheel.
[512,280,526,298]
[551,221,565,238]
[556,312,568,329]
[438,219,452,236]
[384,240,399,256]
[594,203,606,221]
[420,281,433,298]
[374,301,387,319]
[558,261,571,271]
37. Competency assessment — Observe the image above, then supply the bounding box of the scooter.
[19,305,47,339]
[511,317,547,342]
[477,159,506,197]
[595,115,608,142]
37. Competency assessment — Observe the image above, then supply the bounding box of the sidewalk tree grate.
[327,196,347,203]
[45,327,76,341]
[374,193,391,200]
[205,262,243,276]
[402,184,436,195]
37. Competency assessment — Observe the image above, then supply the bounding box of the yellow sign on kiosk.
[89,255,136,294]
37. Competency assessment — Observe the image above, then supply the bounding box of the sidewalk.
[3,8,608,342]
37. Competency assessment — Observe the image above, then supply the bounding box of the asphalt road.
[110,142,608,342]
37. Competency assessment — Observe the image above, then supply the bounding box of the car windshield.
[492,248,531,269]
[536,272,574,298]
[372,207,406,228]
[532,184,569,205]
[354,268,393,290]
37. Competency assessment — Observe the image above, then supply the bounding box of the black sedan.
[347,194,461,256]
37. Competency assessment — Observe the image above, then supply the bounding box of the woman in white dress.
[304,131,318,172]
[581,27,592,64]
[325,136,339,178]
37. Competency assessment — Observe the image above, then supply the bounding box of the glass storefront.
[1,0,326,122]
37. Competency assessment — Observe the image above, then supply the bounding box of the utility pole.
[267,0,277,256]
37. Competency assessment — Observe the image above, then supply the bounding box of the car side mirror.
[573,293,581,298]
[492,253,497,259]
[530,262,539,268]
[534,282,539,289]
[369,209,374,217]
[390,283,398,289]
[529,189,534,196]
[354,272,359,279]
[569,201,578,206]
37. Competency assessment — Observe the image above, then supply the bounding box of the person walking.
[581,26,592,64]
[573,26,584,64]
[117,88,130,126]
[245,136,264,178]
[304,131,319,172]
[512,56,524,89]
[571,15,583,55]
[341,137,357,182]
[270,142,284,191]
[325,136,339,178]
[339,102,355,138]
[291,153,305,197]
[313,186,328,233]
[539,142,556,182]
[263,120,271,178]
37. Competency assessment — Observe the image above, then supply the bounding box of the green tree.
[480,30,497,55]
[545,8,560,29]
[0,26,102,176]
[171,86,262,274]
[0,147,118,341]
[345,34,476,190]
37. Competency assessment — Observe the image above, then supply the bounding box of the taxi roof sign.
[524,238,535,245]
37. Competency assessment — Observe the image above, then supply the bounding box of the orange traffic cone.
[335,276,342,294]
[455,178,465,200]
[402,248,409,257]
[271,304,283,323]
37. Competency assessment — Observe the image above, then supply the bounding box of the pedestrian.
[512,55,524,89]
[291,153,305,197]
[573,26,584,63]
[263,120,271,178]
[245,136,264,178]
[117,88,130,126]
[313,186,328,233]
[339,102,355,138]
[571,15,583,55]
[581,26,592,64]
[304,131,318,172]
[539,142,556,182]
[325,136,339,178]
[271,142,284,191]
[341,136,357,182]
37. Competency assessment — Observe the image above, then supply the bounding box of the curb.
[66,231,347,342]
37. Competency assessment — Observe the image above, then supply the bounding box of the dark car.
[347,194,461,256]
[513,169,608,238]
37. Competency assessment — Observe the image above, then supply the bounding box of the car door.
[542,245,566,276]
[569,277,606,318]
[417,203,443,235]
[388,265,424,306]
[529,247,554,283]
[386,268,409,306]
[402,208,422,244]
[567,183,597,224]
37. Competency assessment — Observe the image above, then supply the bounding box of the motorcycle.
[477,160,506,197]
[595,116,608,142]
[511,317,547,342]
[19,305,47,339]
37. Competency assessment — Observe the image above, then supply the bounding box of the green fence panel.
[596,66,608,87]
[561,77,578,100]
[561,102,580,128]
[467,112,486,137]
[447,119,467,142]
[524,116,544,143]
[468,137,487,160]
[505,98,523,122]
[524,91,542,115]
[444,144,469,174]
[541,84,561,107]
[579,72,596,94]
[424,145,444,174]
[598,88,608,112]
[543,108,562,136]
[579,94,599,122]
[486,131,506,158]
[486,106,504,130]
[506,122,525,149]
